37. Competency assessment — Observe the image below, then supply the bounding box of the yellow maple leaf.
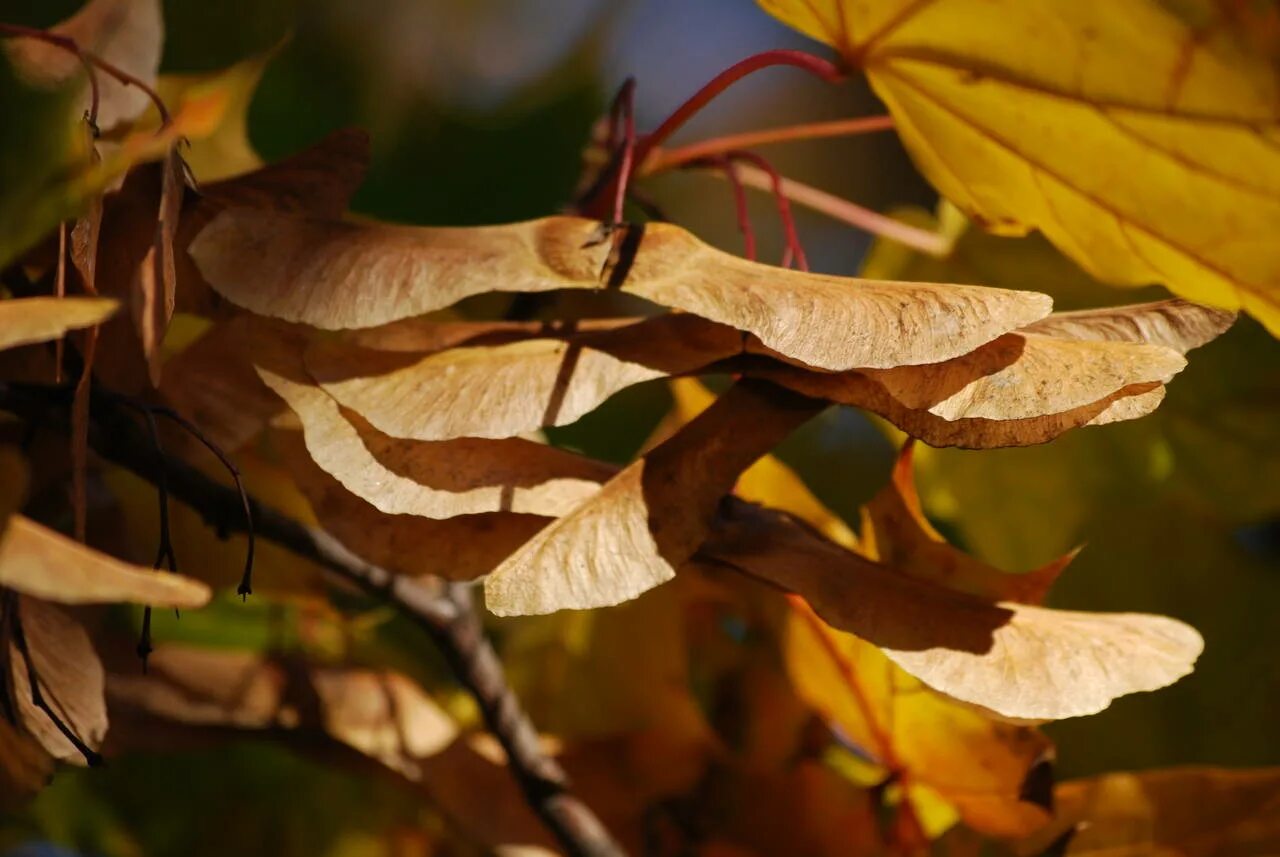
[758,0,1280,334]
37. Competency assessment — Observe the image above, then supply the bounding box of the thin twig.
[720,151,808,271]
[698,156,756,261]
[699,161,952,257]
[108,397,256,598]
[136,408,177,670]
[0,382,623,857]
[644,115,895,173]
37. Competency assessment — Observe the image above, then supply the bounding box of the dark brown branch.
[0,382,624,857]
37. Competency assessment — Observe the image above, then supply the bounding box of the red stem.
[724,150,808,271]
[708,156,756,261]
[0,21,170,127]
[634,49,845,167]
[608,78,637,225]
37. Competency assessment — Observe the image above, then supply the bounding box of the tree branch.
[0,381,624,857]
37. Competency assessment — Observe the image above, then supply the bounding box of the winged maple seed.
[173,175,1229,721]
[190,209,1055,370]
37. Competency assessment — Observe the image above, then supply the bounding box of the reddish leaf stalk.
[607,77,637,225]
[633,49,846,167]
[0,21,171,128]
[702,155,756,260]
[721,150,808,271]
[705,162,951,257]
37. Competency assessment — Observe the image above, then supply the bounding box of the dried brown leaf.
[133,147,186,384]
[8,597,106,764]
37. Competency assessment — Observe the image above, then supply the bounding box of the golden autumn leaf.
[155,48,276,183]
[250,319,613,518]
[863,440,1069,603]
[190,212,1053,370]
[0,296,118,352]
[0,515,211,609]
[483,381,823,615]
[705,502,1201,720]
[1018,766,1280,856]
[785,599,1052,838]
[757,0,1280,333]
[305,314,742,442]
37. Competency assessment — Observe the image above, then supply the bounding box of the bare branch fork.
[0,382,624,857]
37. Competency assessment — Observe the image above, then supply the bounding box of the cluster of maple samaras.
[180,141,1236,723]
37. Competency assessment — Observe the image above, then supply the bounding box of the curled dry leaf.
[306,313,742,442]
[251,319,613,517]
[0,515,211,608]
[190,211,1054,370]
[757,0,1280,332]
[274,430,547,580]
[0,297,118,352]
[4,0,163,130]
[705,502,1201,720]
[8,596,106,764]
[196,126,371,216]
[484,380,823,615]
[1019,766,1280,855]
[133,146,186,384]
[863,441,1071,604]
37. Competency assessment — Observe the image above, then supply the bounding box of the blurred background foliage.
[0,0,1277,855]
